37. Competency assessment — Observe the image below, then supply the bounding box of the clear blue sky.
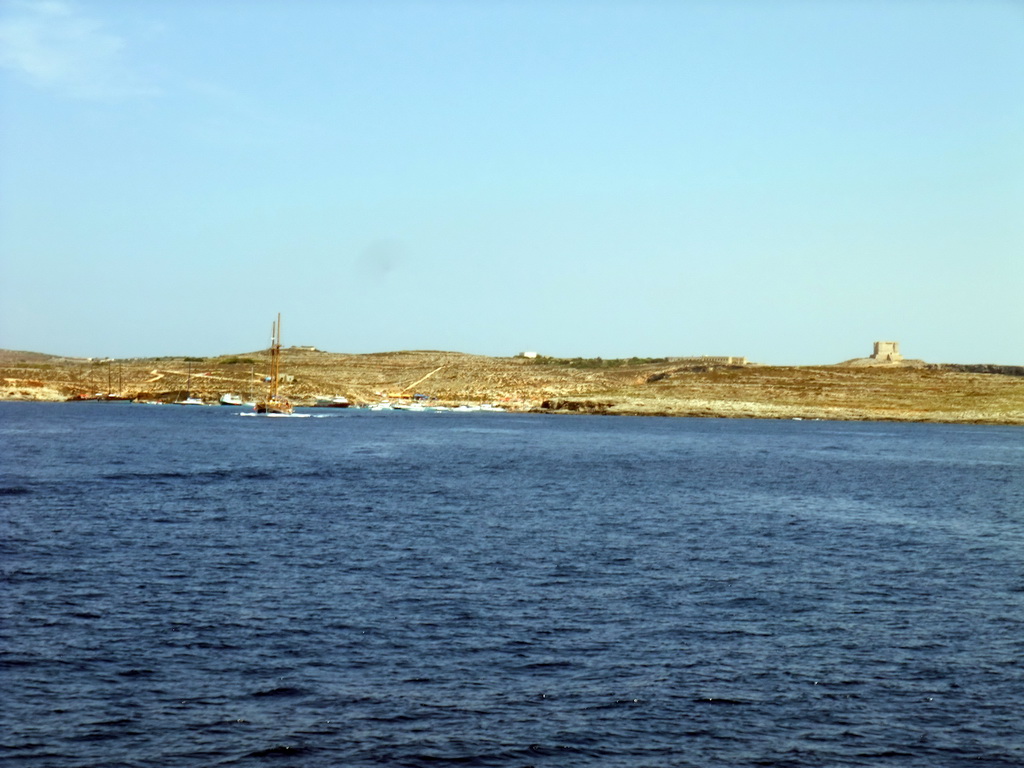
[1,0,1022,364]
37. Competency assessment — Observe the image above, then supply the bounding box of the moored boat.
[393,401,426,411]
[175,362,207,405]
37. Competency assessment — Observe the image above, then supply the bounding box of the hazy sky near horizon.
[1,0,1022,365]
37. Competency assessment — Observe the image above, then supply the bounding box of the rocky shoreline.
[2,348,1022,425]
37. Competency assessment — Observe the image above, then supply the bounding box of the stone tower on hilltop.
[871,341,903,362]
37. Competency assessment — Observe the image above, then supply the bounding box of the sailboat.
[178,361,206,405]
[102,360,132,400]
[253,314,294,415]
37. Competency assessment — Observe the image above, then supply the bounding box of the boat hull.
[254,397,293,415]
[314,397,350,408]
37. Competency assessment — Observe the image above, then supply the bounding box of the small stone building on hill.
[871,341,903,362]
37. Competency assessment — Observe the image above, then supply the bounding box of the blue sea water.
[1,402,1022,767]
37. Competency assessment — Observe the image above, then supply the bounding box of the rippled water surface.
[2,402,1022,767]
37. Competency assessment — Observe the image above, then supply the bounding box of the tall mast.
[268,319,276,398]
[268,313,282,398]
[254,313,292,414]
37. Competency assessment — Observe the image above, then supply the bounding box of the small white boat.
[393,402,427,412]
[220,393,244,406]
[176,362,206,405]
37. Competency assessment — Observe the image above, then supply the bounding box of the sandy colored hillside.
[1,348,1022,424]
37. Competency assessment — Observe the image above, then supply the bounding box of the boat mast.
[268,314,282,399]
[254,313,292,414]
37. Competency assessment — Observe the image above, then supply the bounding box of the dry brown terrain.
[1,348,1022,424]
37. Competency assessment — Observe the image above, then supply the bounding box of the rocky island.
[2,346,1023,425]
[0,348,1015,428]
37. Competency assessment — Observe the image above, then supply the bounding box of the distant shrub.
[220,357,258,365]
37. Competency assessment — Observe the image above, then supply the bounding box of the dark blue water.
[2,402,1022,767]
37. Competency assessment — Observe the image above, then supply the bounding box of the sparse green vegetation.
[219,357,258,365]
[530,355,669,369]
